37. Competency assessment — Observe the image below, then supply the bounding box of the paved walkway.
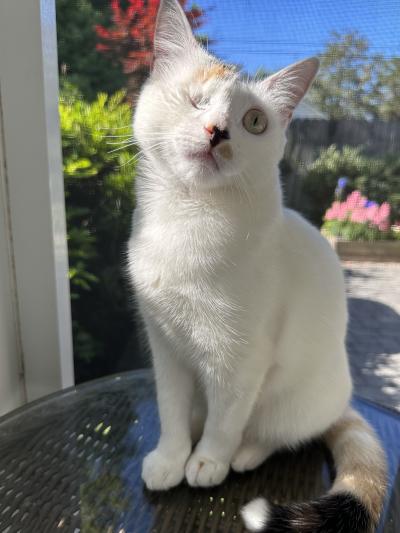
[344,262,400,412]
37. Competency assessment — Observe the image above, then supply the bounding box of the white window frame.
[0,0,74,406]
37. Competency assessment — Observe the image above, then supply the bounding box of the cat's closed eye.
[242,108,268,134]
[189,92,210,110]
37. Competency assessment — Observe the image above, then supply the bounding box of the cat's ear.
[152,0,199,75]
[260,57,319,125]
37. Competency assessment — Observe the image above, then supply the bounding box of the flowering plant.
[322,190,400,241]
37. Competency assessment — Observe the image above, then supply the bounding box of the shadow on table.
[344,268,373,281]
[143,441,332,533]
[347,297,400,412]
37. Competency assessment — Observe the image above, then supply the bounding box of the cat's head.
[134,0,319,191]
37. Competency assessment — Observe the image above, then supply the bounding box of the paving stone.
[344,262,400,411]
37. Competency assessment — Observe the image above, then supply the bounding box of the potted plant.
[322,190,400,262]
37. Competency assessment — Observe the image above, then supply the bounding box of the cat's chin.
[174,153,239,191]
[186,149,219,171]
[179,165,232,191]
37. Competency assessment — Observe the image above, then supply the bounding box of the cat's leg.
[185,365,268,487]
[142,322,194,490]
[231,407,278,472]
[190,388,207,444]
[231,440,276,472]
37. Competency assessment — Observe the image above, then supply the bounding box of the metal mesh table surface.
[0,370,399,533]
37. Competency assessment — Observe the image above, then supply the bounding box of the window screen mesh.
[56,0,400,408]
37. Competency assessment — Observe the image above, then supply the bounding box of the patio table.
[0,369,399,533]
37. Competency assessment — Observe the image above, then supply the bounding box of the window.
[0,0,73,412]
[55,0,400,394]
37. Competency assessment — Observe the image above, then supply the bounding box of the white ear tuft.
[153,0,198,75]
[261,57,319,125]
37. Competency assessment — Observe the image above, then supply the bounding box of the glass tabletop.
[0,370,399,533]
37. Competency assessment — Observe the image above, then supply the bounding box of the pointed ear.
[153,0,199,75]
[261,57,319,125]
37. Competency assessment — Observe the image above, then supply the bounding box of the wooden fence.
[283,119,400,209]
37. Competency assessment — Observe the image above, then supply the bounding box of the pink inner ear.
[152,0,199,75]
[262,57,319,125]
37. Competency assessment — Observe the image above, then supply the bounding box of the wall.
[0,0,74,406]
[0,103,26,415]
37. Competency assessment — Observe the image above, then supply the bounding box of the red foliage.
[95,0,205,75]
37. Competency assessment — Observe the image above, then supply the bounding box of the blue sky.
[194,0,400,73]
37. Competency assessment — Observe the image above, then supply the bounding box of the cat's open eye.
[242,108,268,135]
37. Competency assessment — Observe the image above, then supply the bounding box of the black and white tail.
[241,407,387,533]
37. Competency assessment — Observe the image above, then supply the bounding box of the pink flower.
[371,202,391,228]
[325,208,334,220]
[337,203,349,221]
[379,221,390,232]
[323,191,392,235]
[366,204,379,222]
[351,208,368,224]
[325,201,341,220]
[379,202,391,218]
[345,191,362,210]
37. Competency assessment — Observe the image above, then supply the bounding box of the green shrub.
[60,85,136,379]
[322,220,400,241]
[302,145,400,227]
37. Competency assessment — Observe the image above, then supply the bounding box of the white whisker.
[103,133,135,139]
[106,138,136,146]
[95,124,132,131]
[108,142,138,154]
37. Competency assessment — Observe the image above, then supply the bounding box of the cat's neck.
[135,158,284,228]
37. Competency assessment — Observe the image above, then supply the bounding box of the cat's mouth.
[186,148,219,170]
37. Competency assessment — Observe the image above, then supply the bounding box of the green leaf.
[61,86,136,365]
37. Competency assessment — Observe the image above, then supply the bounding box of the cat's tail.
[241,406,387,533]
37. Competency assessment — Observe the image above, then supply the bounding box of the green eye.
[242,108,268,134]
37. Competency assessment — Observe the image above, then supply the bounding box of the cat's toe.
[185,453,229,487]
[231,443,269,473]
[142,448,187,490]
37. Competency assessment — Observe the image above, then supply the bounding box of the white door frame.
[0,0,74,405]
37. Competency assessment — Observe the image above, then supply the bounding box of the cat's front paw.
[142,448,188,490]
[185,452,229,487]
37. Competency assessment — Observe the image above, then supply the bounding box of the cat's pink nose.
[204,124,230,148]
[204,124,214,136]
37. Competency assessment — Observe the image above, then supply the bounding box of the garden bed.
[321,189,400,262]
[325,235,400,262]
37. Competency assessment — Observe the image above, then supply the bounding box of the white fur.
[241,497,270,531]
[127,0,352,492]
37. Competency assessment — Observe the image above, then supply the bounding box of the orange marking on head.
[195,64,234,82]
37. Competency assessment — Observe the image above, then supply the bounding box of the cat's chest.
[129,211,242,338]
[128,204,271,363]
[130,209,235,291]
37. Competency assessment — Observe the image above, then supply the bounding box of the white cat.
[127,0,387,531]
